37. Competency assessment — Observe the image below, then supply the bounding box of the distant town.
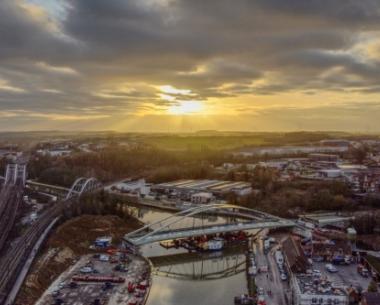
[0,131,379,305]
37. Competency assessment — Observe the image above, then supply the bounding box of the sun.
[168,100,204,115]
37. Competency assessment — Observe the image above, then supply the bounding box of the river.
[126,206,252,305]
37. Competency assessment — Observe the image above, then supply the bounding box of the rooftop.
[282,236,309,273]
[296,275,347,297]
[155,179,251,191]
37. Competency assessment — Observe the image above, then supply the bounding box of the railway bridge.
[124,204,295,247]
[0,164,102,305]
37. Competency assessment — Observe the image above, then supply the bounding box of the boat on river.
[206,238,224,251]
[159,231,249,252]
[234,295,254,305]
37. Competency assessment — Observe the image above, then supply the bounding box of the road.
[252,238,288,305]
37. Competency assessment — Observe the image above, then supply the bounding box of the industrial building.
[190,192,215,204]
[153,179,252,197]
[110,178,151,196]
[291,274,348,305]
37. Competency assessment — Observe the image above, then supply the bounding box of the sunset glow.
[0,0,379,132]
[167,100,204,115]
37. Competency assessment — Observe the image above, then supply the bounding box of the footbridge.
[124,204,295,247]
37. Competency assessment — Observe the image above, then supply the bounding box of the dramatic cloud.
[0,0,380,131]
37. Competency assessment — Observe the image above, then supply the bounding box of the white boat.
[207,238,224,251]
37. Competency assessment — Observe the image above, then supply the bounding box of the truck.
[332,255,345,265]
[275,250,284,266]
[263,239,270,252]
[357,264,369,277]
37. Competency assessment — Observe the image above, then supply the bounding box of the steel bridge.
[124,204,295,247]
[65,177,102,200]
[25,177,102,201]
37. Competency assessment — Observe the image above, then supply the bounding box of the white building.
[114,179,151,196]
[154,179,253,197]
[292,275,348,305]
[191,192,214,204]
[37,149,72,157]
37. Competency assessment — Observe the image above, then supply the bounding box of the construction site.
[35,252,150,305]
[15,215,143,305]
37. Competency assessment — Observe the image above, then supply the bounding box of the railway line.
[0,176,103,305]
[0,184,23,252]
[0,200,64,304]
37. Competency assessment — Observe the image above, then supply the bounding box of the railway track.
[0,183,103,304]
[0,198,64,304]
[0,185,23,251]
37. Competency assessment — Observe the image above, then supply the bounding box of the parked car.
[80,266,93,273]
[52,289,60,297]
[69,282,78,289]
[313,256,324,262]
[325,264,338,273]
[312,269,322,277]
[259,265,268,273]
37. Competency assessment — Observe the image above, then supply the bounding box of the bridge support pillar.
[122,239,139,254]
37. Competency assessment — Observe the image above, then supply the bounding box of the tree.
[368,280,379,292]
[351,145,369,164]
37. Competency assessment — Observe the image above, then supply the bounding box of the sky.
[1,0,380,132]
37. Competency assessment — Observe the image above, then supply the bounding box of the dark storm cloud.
[1,0,380,125]
[0,1,77,61]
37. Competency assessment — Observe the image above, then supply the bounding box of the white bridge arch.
[65,177,102,200]
[124,203,295,246]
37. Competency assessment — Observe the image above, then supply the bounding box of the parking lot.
[314,261,372,290]
[36,252,150,305]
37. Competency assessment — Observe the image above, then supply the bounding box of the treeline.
[228,169,355,217]
[352,211,380,234]
[28,146,227,187]
[62,190,141,227]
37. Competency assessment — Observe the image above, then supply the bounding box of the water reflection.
[149,246,246,281]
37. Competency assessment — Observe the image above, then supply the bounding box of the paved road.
[252,239,288,305]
